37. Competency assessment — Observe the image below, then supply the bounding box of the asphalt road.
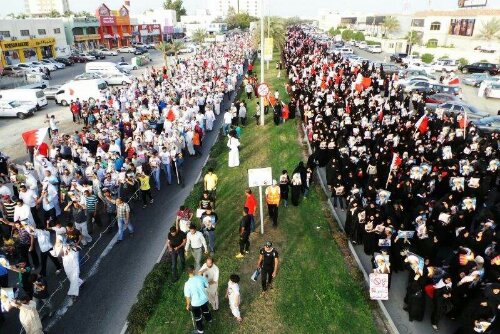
[353,47,499,115]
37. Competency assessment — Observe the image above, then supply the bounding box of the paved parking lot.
[0,51,158,162]
[353,47,499,115]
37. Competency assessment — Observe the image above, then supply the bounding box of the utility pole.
[260,0,265,126]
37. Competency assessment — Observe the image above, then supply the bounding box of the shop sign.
[74,34,101,42]
[34,37,56,46]
[2,41,30,49]
[100,16,116,26]
[116,16,130,26]
[1,37,55,50]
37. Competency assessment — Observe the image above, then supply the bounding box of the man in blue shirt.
[184,265,213,333]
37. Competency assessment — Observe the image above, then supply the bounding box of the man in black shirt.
[257,241,279,292]
[236,207,251,259]
[167,226,186,281]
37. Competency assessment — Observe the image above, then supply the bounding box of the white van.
[0,88,48,110]
[0,100,37,119]
[85,62,123,75]
[55,79,108,106]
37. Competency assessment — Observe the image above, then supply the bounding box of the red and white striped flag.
[390,153,402,170]
[21,128,48,147]
[415,115,429,134]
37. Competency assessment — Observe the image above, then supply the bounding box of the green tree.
[192,28,206,44]
[476,18,500,42]
[421,53,434,64]
[341,29,354,41]
[163,0,187,21]
[63,10,74,17]
[382,16,400,37]
[16,13,28,19]
[212,16,224,23]
[283,16,312,27]
[353,31,365,41]
[156,41,184,66]
[47,10,61,18]
[406,30,422,45]
[75,11,92,17]
[252,16,286,52]
[328,27,341,37]
[225,6,257,29]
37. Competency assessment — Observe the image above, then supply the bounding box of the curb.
[301,124,399,334]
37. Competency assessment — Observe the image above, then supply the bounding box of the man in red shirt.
[244,188,257,232]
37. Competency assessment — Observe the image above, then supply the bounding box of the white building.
[132,9,177,42]
[317,9,342,31]
[207,0,261,17]
[0,18,70,66]
[25,0,70,16]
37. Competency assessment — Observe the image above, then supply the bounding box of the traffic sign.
[257,83,270,97]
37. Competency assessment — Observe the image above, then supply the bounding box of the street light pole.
[260,0,265,126]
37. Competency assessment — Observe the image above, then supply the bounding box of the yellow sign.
[74,34,101,42]
[264,38,273,61]
[1,37,55,50]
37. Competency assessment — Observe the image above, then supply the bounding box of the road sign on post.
[257,83,269,97]
[248,167,272,234]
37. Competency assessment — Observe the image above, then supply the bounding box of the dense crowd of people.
[0,32,253,332]
[284,26,499,333]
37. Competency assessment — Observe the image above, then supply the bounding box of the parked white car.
[79,53,96,61]
[103,73,133,85]
[357,41,368,49]
[407,63,435,76]
[402,55,421,66]
[41,59,65,69]
[485,82,500,99]
[368,45,382,53]
[431,59,458,73]
[0,100,37,119]
[43,85,62,99]
[100,48,118,56]
[115,62,137,72]
[15,63,39,73]
[30,61,58,71]
[117,46,136,53]
[75,72,107,80]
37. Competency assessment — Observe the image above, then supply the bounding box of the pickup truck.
[431,59,458,73]
[402,55,422,66]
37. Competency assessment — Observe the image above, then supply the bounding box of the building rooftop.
[414,8,500,17]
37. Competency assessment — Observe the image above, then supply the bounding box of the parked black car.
[390,53,407,63]
[459,62,499,75]
[134,47,147,55]
[89,50,106,59]
[54,57,74,66]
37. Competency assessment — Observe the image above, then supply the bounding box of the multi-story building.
[95,3,132,49]
[412,8,500,49]
[132,9,176,43]
[317,9,342,31]
[208,0,261,17]
[63,16,100,51]
[0,18,70,66]
[25,0,70,16]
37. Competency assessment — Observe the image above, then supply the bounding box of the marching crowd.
[0,32,253,333]
[283,26,499,333]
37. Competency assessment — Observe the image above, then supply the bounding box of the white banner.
[369,273,389,300]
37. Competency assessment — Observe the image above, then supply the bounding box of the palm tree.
[191,29,207,44]
[156,41,184,67]
[252,16,286,53]
[476,18,500,42]
[47,10,61,18]
[382,16,400,37]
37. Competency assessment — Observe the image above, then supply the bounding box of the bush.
[341,29,354,41]
[480,59,488,63]
[438,55,450,60]
[421,53,434,64]
[353,31,365,41]
[457,57,469,66]
[127,261,170,334]
[412,51,420,56]
[366,40,381,46]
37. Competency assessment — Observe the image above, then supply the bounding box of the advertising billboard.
[449,19,476,36]
[458,0,488,8]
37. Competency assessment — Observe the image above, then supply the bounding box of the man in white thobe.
[199,257,220,310]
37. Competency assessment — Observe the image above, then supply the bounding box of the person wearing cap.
[200,207,218,255]
[184,264,213,334]
[0,179,12,198]
[265,180,280,228]
[185,223,208,273]
[257,241,279,293]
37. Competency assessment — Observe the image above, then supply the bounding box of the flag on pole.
[458,112,468,136]
[21,128,48,147]
[378,108,384,121]
[390,153,402,170]
[415,115,429,134]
